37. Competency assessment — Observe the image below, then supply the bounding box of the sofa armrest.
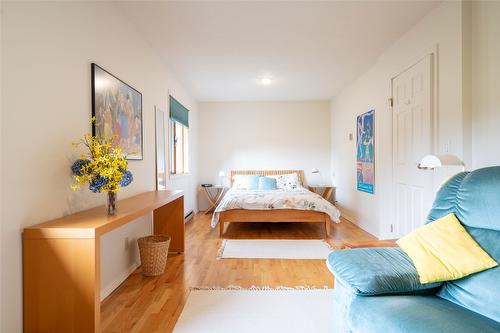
[327,247,442,296]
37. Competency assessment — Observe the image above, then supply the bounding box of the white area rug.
[217,239,334,259]
[173,288,334,333]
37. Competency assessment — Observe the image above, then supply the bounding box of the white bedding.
[211,187,341,227]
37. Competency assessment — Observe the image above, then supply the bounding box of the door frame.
[388,45,438,238]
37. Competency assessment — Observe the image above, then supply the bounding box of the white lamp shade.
[418,154,464,170]
[311,168,320,174]
[218,171,225,177]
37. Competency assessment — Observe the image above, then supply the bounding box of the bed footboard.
[218,209,331,237]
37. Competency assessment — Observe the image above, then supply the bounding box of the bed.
[211,170,341,237]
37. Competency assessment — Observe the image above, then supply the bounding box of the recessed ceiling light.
[260,77,272,85]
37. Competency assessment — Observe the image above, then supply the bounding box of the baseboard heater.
[185,210,194,222]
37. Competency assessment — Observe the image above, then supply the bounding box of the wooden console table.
[23,190,184,333]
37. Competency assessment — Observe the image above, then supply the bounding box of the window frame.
[169,119,189,175]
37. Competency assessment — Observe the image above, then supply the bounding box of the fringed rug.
[173,287,334,333]
[217,239,335,259]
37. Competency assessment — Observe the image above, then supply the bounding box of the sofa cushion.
[349,295,500,333]
[438,227,500,322]
[326,247,441,296]
[426,171,468,223]
[427,166,500,231]
[426,166,500,322]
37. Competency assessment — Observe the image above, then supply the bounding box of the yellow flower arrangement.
[71,132,133,194]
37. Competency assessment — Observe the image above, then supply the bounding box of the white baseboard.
[339,211,356,224]
[185,209,195,223]
[100,261,140,301]
[338,208,381,239]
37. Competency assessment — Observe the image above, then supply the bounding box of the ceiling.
[117,1,439,101]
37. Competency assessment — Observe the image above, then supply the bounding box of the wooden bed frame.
[218,170,332,237]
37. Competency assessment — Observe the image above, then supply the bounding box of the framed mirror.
[155,106,168,190]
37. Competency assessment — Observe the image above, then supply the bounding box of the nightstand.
[308,185,335,202]
[201,185,227,214]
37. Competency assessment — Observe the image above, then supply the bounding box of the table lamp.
[311,168,321,186]
[218,170,225,186]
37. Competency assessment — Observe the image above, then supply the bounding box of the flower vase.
[107,191,117,216]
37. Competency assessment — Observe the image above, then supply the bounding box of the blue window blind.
[169,95,189,128]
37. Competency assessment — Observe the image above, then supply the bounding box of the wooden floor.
[101,213,376,333]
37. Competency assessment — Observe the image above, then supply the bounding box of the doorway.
[392,54,434,237]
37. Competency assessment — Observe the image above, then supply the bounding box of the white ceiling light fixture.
[259,76,272,86]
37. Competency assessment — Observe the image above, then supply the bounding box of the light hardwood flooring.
[101,213,376,333]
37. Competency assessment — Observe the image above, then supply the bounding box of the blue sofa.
[327,166,500,333]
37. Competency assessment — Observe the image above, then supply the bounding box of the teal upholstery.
[426,171,468,223]
[246,175,261,190]
[327,166,500,332]
[258,176,277,190]
[349,295,500,333]
[427,167,500,322]
[437,223,500,322]
[327,247,441,296]
[427,167,500,230]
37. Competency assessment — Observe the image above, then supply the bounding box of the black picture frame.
[91,63,143,160]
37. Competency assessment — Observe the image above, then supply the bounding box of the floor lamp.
[417,154,465,192]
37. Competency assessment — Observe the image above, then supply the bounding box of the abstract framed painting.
[356,109,375,194]
[91,63,143,160]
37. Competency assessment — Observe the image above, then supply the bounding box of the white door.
[392,55,434,237]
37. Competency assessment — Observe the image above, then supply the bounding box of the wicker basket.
[137,235,171,276]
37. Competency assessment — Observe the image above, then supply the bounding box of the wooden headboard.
[230,170,306,186]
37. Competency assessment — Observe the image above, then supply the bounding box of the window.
[170,120,189,174]
[169,96,189,174]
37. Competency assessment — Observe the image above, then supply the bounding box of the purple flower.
[89,176,108,193]
[71,159,90,176]
[120,170,133,187]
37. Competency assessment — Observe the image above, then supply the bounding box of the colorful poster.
[356,110,375,194]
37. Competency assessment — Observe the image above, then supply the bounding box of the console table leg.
[23,237,99,333]
[153,196,185,253]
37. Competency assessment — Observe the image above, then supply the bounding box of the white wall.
[330,1,464,238]
[461,0,472,169]
[100,214,151,300]
[198,101,331,209]
[1,2,198,332]
[471,1,500,168]
[0,0,3,328]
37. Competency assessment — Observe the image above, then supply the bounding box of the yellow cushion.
[396,213,498,284]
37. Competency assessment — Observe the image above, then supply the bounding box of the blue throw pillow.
[246,175,261,190]
[259,176,277,190]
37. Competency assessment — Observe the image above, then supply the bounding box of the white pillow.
[232,175,247,189]
[268,173,301,190]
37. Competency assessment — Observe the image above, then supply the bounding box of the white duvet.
[211,187,341,227]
